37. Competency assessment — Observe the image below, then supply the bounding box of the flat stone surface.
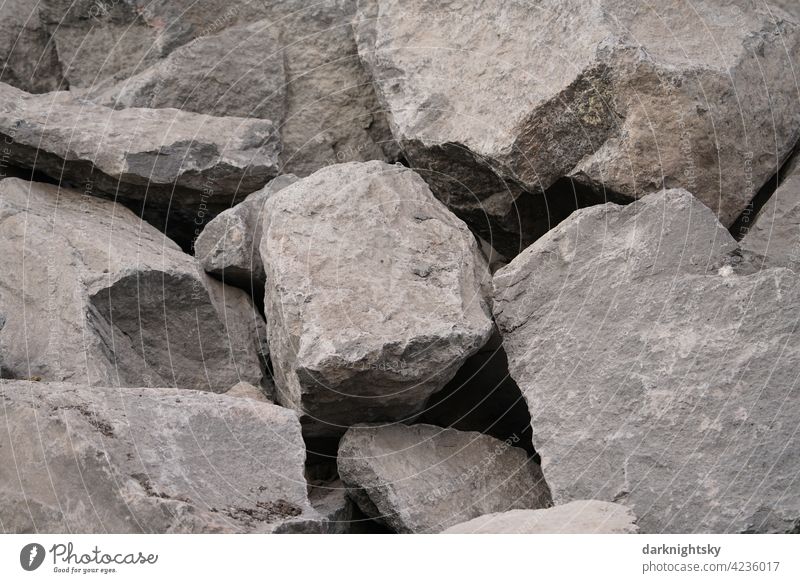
[494,188,800,533]
[443,500,638,534]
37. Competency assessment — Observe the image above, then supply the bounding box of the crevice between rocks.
[730,145,799,241]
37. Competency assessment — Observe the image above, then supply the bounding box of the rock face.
[0,1,63,93]
[740,155,800,270]
[89,20,286,124]
[337,423,551,533]
[355,0,800,254]
[442,500,638,534]
[39,0,397,177]
[195,175,298,292]
[261,161,493,437]
[37,0,166,89]
[0,178,266,391]
[0,82,280,244]
[493,188,800,533]
[0,381,313,533]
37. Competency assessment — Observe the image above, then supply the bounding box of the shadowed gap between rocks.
[730,143,800,241]
[417,330,538,461]
[0,136,244,252]
[448,172,633,264]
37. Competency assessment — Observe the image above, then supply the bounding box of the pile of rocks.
[1,0,798,533]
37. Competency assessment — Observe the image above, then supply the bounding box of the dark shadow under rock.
[418,330,537,458]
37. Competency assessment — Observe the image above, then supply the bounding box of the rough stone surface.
[337,423,551,533]
[771,1,800,19]
[355,0,800,253]
[261,161,493,437]
[225,382,272,403]
[36,0,166,90]
[0,81,280,243]
[493,188,800,533]
[0,381,313,533]
[195,175,298,292]
[0,178,266,391]
[443,500,638,534]
[740,155,800,270]
[49,0,397,176]
[0,1,64,93]
[88,20,286,124]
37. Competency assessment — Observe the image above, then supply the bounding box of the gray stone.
[740,155,800,270]
[355,0,800,252]
[195,175,298,291]
[443,500,638,534]
[493,188,800,533]
[37,0,166,90]
[88,20,286,124]
[60,0,398,176]
[0,81,280,236]
[337,423,551,533]
[261,161,493,437]
[0,1,64,93]
[0,381,313,533]
[225,381,272,403]
[771,1,800,19]
[0,178,266,391]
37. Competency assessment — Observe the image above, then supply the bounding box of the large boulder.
[260,161,493,437]
[337,423,551,533]
[0,381,313,533]
[355,0,800,254]
[0,1,64,93]
[56,0,397,176]
[0,178,267,391]
[442,500,638,534]
[195,175,298,292]
[36,0,167,90]
[740,154,800,270]
[88,20,286,124]
[493,188,800,533]
[0,81,280,245]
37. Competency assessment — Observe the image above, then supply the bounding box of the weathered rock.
[225,381,272,402]
[493,188,800,533]
[261,161,493,437]
[36,0,168,90]
[0,81,280,245]
[195,175,298,291]
[337,423,551,533]
[771,1,800,19]
[264,0,398,175]
[0,1,64,93]
[740,155,800,270]
[0,381,313,533]
[443,500,638,534]
[355,0,800,253]
[58,0,397,176]
[0,177,266,391]
[89,20,286,124]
